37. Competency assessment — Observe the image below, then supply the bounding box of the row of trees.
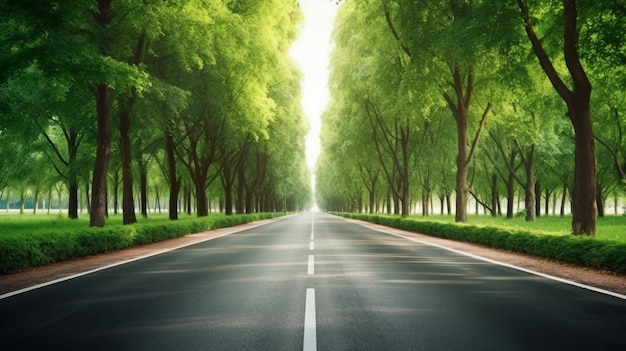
[316,0,626,235]
[0,0,312,226]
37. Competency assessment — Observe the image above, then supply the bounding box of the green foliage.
[0,213,284,274]
[318,0,626,231]
[340,213,626,274]
[0,0,309,222]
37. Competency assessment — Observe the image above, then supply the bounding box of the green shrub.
[0,212,284,274]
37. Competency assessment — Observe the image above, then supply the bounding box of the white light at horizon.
[290,0,339,181]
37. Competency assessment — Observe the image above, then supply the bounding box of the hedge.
[340,213,626,274]
[0,213,282,274]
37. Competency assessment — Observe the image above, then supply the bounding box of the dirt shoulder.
[2,216,626,297]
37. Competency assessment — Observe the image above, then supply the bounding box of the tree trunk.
[421,190,429,216]
[544,187,552,216]
[165,130,179,220]
[523,146,536,222]
[439,194,445,215]
[185,186,192,215]
[220,158,235,216]
[400,127,410,217]
[139,163,148,218]
[154,186,161,214]
[393,193,400,215]
[455,155,468,222]
[535,179,541,218]
[223,178,234,216]
[46,188,52,214]
[443,68,490,223]
[490,173,498,217]
[501,148,517,219]
[90,84,111,227]
[245,194,254,214]
[560,183,567,217]
[85,182,90,214]
[195,181,208,217]
[517,0,596,235]
[89,0,113,227]
[19,189,25,214]
[67,133,80,219]
[595,184,604,218]
[119,32,146,224]
[236,163,245,214]
[119,106,137,224]
[570,106,597,234]
[68,179,79,220]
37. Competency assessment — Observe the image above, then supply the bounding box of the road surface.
[1,212,625,350]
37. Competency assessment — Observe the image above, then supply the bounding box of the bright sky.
[290,0,339,175]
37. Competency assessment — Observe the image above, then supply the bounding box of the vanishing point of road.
[1,212,625,350]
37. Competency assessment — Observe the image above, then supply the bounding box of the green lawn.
[0,212,222,237]
[0,212,280,274]
[408,214,626,242]
[410,215,626,243]
[2,212,623,242]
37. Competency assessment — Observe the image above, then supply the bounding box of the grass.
[407,214,626,242]
[0,211,284,274]
[2,212,624,274]
[0,212,223,237]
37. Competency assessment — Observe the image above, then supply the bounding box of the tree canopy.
[0,0,311,225]
[317,0,626,236]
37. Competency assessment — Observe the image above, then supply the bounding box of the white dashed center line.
[308,255,315,275]
[303,288,317,351]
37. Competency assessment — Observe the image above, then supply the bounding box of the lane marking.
[303,288,317,351]
[311,233,314,240]
[308,255,315,275]
[309,241,315,251]
[311,212,315,235]
[356,221,626,301]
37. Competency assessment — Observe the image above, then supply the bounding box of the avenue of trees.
[316,0,626,235]
[0,0,312,226]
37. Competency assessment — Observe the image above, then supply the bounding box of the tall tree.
[390,0,519,221]
[515,0,599,235]
[0,66,93,219]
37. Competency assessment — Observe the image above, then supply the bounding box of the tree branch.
[465,102,491,167]
[383,4,411,57]
[516,0,573,103]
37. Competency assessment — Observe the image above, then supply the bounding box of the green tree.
[514,0,602,235]
[0,65,94,219]
[389,0,521,221]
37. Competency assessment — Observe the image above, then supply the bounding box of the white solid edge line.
[308,255,315,275]
[0,220,273,300]
[358,222,626,301]
[303,288,317,351]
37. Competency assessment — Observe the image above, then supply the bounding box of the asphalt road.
[1,212,626,350]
